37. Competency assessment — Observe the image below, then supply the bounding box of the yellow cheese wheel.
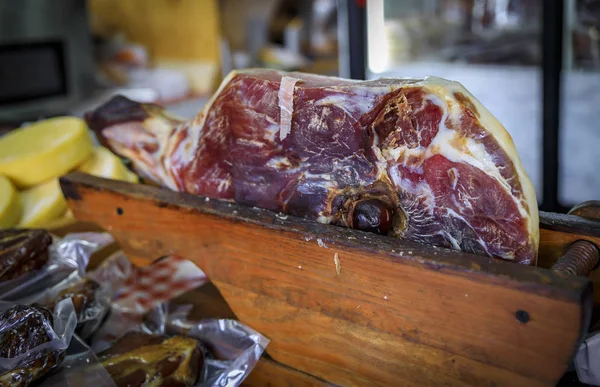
[0,175,21,228]
[78,146,140,183]
[18,179,68,228]
[0,117,94,188]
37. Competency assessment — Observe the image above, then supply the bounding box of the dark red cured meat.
[422,155,530,259]
[87,69,539,264]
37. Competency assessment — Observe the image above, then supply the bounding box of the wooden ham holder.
[60,172,600,387]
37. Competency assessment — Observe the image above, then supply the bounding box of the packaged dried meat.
[143,303,269,387]
[32,277,111,340]
[0,298,77,387]
[39,334,116,387]
[0,229,52,282]
[98,332,204,387]
[86,252,268,387]
[88,252,208,351]
[0,232,113,302]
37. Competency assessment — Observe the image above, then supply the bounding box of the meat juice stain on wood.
[61,173,592,387]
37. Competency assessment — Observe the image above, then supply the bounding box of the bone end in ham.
[86,69,539,265]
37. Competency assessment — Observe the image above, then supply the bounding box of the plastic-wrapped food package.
[88,253,268,387]
[0,232,114,302]
[193,319,268,387]
[0,229,52,282]
[144,303,269,387]
[85,251,132,303]
[0,298,77,387]
[39,334,116,387]
[89,252,209,352]
[31,277,111,340]
[96,303,269,387]
[97,331,205,386]
[573,318,600,386]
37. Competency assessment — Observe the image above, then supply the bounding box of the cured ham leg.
[85,69,539,264]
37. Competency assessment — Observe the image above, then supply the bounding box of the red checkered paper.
[114,255,208,314]
[89,252,208,351]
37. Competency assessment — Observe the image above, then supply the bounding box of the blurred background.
[0,0,597,213]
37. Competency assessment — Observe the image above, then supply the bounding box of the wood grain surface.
[168,283,332,387]
[242,356,335,387]
[61,173,593,387]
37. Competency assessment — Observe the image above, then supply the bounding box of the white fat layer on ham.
[315,92,380,119]
[278,76,301,141]
[145,117,185,190]
[370,130,391,183]
[103,122,179,191]
[388,166,435,212]
[266,156,294,171]
[424,79,538,253]
[372,83,536,257]
[163,70,242,194]
[425,120,512,194]
[163,123,191,190]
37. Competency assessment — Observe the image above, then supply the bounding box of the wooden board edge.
[540,211,600,240]
[60,172,592,305]
[61,173,593,386]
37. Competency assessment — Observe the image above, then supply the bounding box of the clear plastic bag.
[142,303,269,387]
[0,298,77,384]
[86,251,133,300]
[29,276,111,340]
[40,334,116,387]
[574,321,600,386]
[86,252,267,386]
[89,252,208,352]
[0,233,114,302]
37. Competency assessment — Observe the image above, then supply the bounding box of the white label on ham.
[278,76,301,141]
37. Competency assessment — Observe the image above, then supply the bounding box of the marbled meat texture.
[87,69,539,264]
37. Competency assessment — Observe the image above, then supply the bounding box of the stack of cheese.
[0,117,139,230]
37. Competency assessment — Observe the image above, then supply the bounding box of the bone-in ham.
[85,69,539,264]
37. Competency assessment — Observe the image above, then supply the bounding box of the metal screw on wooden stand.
[551,240,600,276]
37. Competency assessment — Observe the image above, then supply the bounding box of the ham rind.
[86,69,539,264]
